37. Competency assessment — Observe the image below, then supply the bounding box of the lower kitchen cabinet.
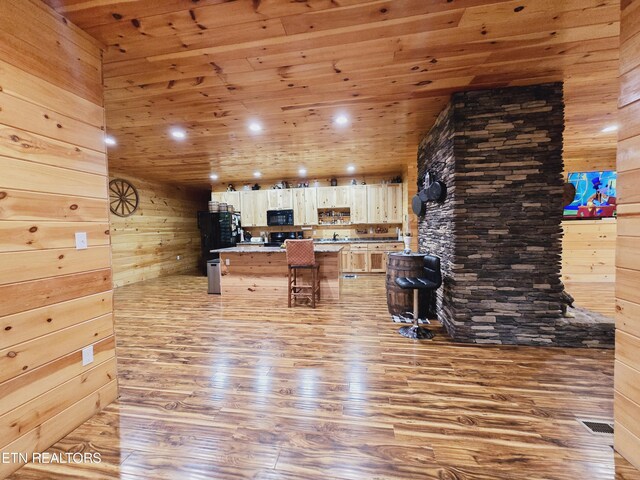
[340,242,402,273]
[341,250,351,272]
[368,251,386,272]
[349,251,369,272]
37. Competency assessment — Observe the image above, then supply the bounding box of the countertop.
[212,245,344,253]
[317,238,402,244]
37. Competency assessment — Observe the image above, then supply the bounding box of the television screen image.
[564,171,617,219]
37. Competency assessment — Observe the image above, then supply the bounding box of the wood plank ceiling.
[44,0,621,187]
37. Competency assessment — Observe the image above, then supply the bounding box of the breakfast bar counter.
[211,245,343,300]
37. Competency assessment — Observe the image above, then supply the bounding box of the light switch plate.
[225,258,230,266]
[75,232,88,250]
[82,345,94,366]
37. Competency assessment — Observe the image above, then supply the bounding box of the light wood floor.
[9,275,640,480]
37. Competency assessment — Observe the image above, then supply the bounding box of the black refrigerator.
[197,211,240,275]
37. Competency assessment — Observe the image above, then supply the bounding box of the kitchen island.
[211,245,344,300]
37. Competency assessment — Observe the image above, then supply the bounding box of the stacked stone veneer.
[416,103,458,327]
[418,83,611,347]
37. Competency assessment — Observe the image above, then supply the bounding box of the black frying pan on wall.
[412,194,426,216]
[426,180,447,202]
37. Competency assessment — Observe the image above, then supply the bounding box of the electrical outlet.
[225,258,230,266]
[176,255,182,260]
[75,232,88,250]
[82,345,94,366]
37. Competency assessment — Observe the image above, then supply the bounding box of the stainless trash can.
[207,259,221,294]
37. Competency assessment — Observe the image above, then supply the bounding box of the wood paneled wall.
[561,220,617,317]
[0,1,116,477]
[615,0,640,469]
[110,174,207,287]
[403,162,419,251]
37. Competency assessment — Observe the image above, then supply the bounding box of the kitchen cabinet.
[214,183,403,228]
[368,251,386,272]
[345,244,369,273]
[211,191,241,210]
[316,186,350,208]
[385,184,403,223]
[340,245,351,272]
[366,185,384,223]
[293,188,318,226]
[349,250,369,273]
[374,242,403,273]
[349,185,368,224]
[340,242,403,273]
[267,189,293,210]
[316,187,331,208]
[366,186,380,223]
[367,184,402,224]
[240,190,267,227]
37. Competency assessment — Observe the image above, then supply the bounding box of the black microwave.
[267,209,294,226]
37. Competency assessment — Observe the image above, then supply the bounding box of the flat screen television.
[564,170,617,219]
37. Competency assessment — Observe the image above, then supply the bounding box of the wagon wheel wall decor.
[109,178,139,217]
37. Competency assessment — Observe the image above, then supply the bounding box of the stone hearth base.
[554,307,615,348]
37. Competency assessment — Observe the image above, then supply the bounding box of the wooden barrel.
[386,253,427,318]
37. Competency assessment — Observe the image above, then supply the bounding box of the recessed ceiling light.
[254,171,261,178]
[601,125,618,133]
[210,174,219,181]
[104,135,117,146]
[335,114,349,126]
[299,168,307,176]
[170,128,187,139]
[347,165,355,173]
[248,122,262,133]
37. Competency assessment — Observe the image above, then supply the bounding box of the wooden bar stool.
[285,239,320,308]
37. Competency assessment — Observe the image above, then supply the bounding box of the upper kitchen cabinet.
[349,185,368,224]
[385,184,403,223]
[316,186,350,208]
[367,185,384,222]
[367,184,402,224]
[293,188,318,226]
[216,182,402,226]
[267,189,293,210]
[211,191,241,210]
[240,190,267,227]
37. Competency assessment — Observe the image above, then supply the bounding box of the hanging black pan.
[422,170,447,202]
[412,194,426,216]
[427,180,447,202]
